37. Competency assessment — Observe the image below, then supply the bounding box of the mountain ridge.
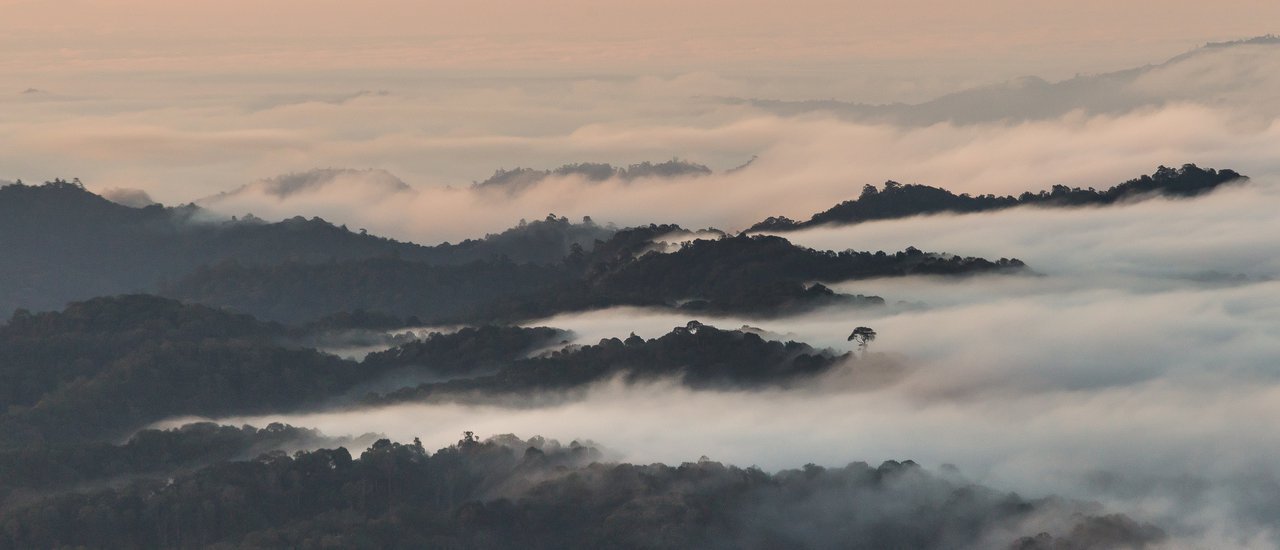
[749,164,1245,232]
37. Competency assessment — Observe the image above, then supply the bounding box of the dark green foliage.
[158,221,721,328]
[0,181,613,316]
[580,234,1021,313]
[0,294,853,450]
[751,164,1245,231]
[425,213,615,265]
[1010,515,1169,550]
[0,296,575,449]
[0,181,421,315]
[363,326,569,379]
[0,293,856,453]
[0,298,357,446]
[371,321,850,404]
[0,295,281,413]
[536,230,1014,318]
[0,437,1164,549]
[575,223,695,266]
[1,337,360,450]
[0,422,354,502]
[165,228,1018,325]
[1,180,1024,325]
[0,334,361,448]
[163,257,569,324]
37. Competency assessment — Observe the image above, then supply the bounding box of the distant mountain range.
[6,163,1245,324]
[0,180,610,314]
[160,224,1015,325]
[727,35,1280,125]
[1,178,1021,324]
[749,164,1245,232]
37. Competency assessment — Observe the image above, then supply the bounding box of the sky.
[2,1,1277,215]
[3,1,1277,75]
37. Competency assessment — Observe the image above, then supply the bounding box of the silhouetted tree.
[848,326,877,353]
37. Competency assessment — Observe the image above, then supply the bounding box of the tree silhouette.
[459,431,478,447]
[848,326,877,353]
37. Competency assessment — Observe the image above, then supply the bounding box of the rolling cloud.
[169,176,1280,546]
[188,102,1278,244]
[3,41,1277,246]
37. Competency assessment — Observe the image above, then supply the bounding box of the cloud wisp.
[182,102,1280,244]
[4,42,1278,246]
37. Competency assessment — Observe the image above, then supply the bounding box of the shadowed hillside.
[750,165,1245,232]
[0,180,612,315]
[163,226,1021,324]
[0,434,1165,549]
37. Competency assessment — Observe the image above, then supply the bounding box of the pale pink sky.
[2,0,1277,217]
[2,0,1277,75]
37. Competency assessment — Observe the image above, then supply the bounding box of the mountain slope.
[749,164,1245,232]
[0,181,611,315]
[162,226,1022,324]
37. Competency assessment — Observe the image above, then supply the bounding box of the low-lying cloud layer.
[4,43,1278,246]
[784,181,1280,280]
[193,102,1279,243]
[739,41,1280,125]
[176,178,1280,547]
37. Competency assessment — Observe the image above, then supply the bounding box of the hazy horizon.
[4,1,1278,218]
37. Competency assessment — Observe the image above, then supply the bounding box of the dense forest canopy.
[367,321,853,406]
[0,295,368,448]
[2,175,1044,325]
[163,226,1021,324]
[0,161,1248,548]
[0,297,855,452]
[0,422,370,503]
[0,434,1164,549]
[749,164,1245,232]
[0,181,610,315]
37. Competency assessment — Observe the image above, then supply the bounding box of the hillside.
[0,181,611,315]
[162,226,1021,324]
[750,164,1245,232]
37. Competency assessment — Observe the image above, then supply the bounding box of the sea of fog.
[163,179,1280,545]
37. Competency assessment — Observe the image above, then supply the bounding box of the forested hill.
[162,227,1022,325]
[750,164,1245,232]
[0,434,1166,549]
[368,320,851,405]
[0,295,863,450]
[0,180,611,314]
[0,294,572,449]
[0,179,1022,324]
